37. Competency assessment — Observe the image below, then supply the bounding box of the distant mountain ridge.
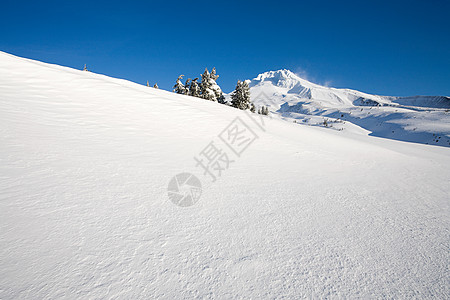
[247,69,450,146]
[250,69,450,108]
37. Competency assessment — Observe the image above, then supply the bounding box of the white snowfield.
[0,51,449,299]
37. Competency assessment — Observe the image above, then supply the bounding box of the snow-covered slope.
[1,52,449,298]
[249,69,450,146]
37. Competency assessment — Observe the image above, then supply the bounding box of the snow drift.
[0,52,449,298]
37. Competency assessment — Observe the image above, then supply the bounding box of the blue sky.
[1,0,449,96]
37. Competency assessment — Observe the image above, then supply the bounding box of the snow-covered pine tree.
[250,103,256,113]
[153,83,159,89]
[258,107,262,114]
[83,64,88,71]
[231,80,242,109]
[184,78,191,95]
[147,81,150,87]
[231,80,251,110]
[173,75,186,94]
[210,67,219,81]
[210,67,225,103]
[189,78,201,97]
[217,94,227,104]
[200,68,216,101]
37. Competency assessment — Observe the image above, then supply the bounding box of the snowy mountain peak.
[254,69,297,81]
[252,69,319,90]
[247,67,450,147]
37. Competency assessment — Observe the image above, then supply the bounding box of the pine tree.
[231,80,251,110]
[210,67,219,81]
[147,80,150,87]
[200,68,215,101]
[83,64,88,71]
[189,78,201,97]
[153,83,159,89]
[184,78,192,95]
[217,94,227,104]
[250,103,256,113]
[209,67,225,102]
[197,67,225,102]
[173,75,186,94]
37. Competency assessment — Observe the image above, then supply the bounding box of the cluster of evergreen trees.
[82,63,267,115]
[259,106,269,115]
[172,68,269,115]
[173,67,225,103]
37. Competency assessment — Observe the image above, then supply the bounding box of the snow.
[0,51,449,298]
[247,69,450,147]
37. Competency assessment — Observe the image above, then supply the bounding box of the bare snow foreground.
[0,51,449,299]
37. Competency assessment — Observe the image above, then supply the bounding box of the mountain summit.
[251,69,321,90]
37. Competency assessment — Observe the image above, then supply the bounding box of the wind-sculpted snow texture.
[249,69,450,147]
[0,52,449,298]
